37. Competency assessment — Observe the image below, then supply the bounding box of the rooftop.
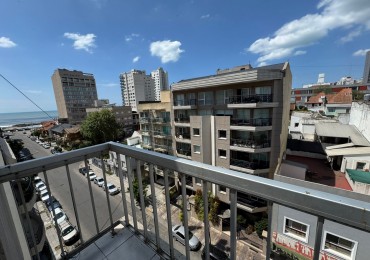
[346,169,370,184]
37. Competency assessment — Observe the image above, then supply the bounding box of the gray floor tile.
[95,228,134,256]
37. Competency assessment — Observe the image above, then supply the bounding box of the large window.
[198,91,213,105]
[322,232,357,260]
[283,217,309,243]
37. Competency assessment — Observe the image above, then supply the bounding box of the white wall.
[340,155,370,172]
[279,161,307,180]
[349,102,370,142]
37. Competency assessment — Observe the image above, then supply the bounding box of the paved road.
[14,132,201,259]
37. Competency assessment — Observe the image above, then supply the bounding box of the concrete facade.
[171,63,292,208]
[51,69,98,124]
[120,70,156,112]
[362,51,370,84]
[349,102,370,142]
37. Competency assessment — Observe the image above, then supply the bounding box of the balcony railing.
[175,133,191,139]
[176,148,191,157]
[174,99,197,106]
[230,117,272,127]
[230,158,269,170]
[174,117,190,123]
[228,94,273,104]
[1,142,369,260]
[230,138,271,149]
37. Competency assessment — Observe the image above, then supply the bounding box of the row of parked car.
[34,176,80,246]
[79,167,120,196]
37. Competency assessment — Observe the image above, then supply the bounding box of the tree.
[254,218,268,237]
[313,85,332,94]
[194,189,220,225]
[80,109,119,144]
[129,176,149,209]
[352,90,364,101]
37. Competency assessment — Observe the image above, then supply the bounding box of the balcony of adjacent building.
[230,117,272,131]
[153,130,172,140]
[153,143,173,155]
[230,131,271,153]
[227,94,278,109]
[173,99,197,110]
[175,127,191,144]
[230,151,270,176]
[151,117,171,125]
[1,142,369,260]
[176,143,192,159]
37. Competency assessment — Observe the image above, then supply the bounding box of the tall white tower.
[120,70,155,112]
[151,67,169,101]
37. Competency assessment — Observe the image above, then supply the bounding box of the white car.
[87,171,96,181]
[35,181,47,192]
[40,189,50,202]
[172,225,201,251]
[51,208,68,225]
[103,183,120,195]
[43,144,50,149]
[59,220,79,245]
[34,176,43,186]
[94,177,104,187]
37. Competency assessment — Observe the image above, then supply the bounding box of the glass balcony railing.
[230,158,269,170]
[230,117,272,127]
[230,138,271,149]
[228,94,273,104]
[174,99,197,106]
[1,142,369,260]
[174,117,190,123]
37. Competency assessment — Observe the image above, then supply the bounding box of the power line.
[0,73,55,121]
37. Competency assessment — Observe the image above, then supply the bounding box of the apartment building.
[151,67,169,101]
[363,50,370,84]
[51,69,98,124]
[138,91,172,183]
[120,70,156,112]
[171,62,292,209]
[86,101,135,136]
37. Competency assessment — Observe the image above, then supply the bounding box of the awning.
[326,147,370,156]
[326,142,355,150]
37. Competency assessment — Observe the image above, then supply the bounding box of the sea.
[0,111,59,128]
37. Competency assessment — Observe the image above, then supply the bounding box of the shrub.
[254,218,268,237]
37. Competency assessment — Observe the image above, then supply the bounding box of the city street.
[14,132,202,259]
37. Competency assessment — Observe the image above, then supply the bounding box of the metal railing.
[1,142,370,260]
[228,94,273,104]
[174,99,197,106]
[230,117,272,127]
[174,117,190,123]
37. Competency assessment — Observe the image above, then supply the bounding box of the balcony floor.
[70,224,162,260]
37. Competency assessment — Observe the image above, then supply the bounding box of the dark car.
[201,245,229,260]
[46,196,61,209]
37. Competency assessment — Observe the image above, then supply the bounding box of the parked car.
[51,208,68,225]
[103,183,120,195]
[201,244,230,260]
[94,177,104,187]
[88,171,96,181]
[47,198,62,212]
[39,189,50,202]
[35,181,47,192]
[172,225,201,250]
[34,176,43,186]
[43,144,50,149]
[79,167,89,175]
[59,220,79,245]
[45,196,60,208]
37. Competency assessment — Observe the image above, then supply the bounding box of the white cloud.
[0,37,16,48]
[64,33,96,53]
[125,33,140,42]
[132,56,140,63]
[201,14,210,19]
[294,50,307,56]
[353,48,370,56]
[24,90,42,94]
[247,0,370,64]
[150,40,184,63]
[340,27,362,43]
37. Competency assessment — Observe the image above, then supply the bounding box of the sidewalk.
[87,161,264,260]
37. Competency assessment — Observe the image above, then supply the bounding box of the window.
[218,130,227,139]
[283,217,309,243]
[193,128,200,136]
[294,123,299,127]
[219,149,226,158]
[193,145,201,154]
[195,177,202,186]
[356,162,366,170]
[219,185,226,193]
[322,232,357,260]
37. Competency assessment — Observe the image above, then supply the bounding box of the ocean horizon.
[0,110,59,127]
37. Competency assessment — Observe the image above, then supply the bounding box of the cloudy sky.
[1,0,370,113]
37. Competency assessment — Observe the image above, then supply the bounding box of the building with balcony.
[0,140,369,260]
[51,69,98,124]
[151,67,169,101]
[171,63,292,210]
[120,70,156,112]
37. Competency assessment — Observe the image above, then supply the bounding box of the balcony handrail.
[230,138,271,148]
[0,142,369,232]
[230,117,272,126]
[228,94,273,104]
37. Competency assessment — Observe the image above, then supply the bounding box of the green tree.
[194,189,220,224]
[313,85,332,94]
[80,109,119,144]
[352,90,364,101]
[254,218,268,237]
[129,176,149,209]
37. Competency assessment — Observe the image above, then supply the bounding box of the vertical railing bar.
[117,154,129,226]
[136,159,148,240]
[229,189,237,260]
[84,157,99,234]
[148,163,161,250]
[126,156,138,231]
[180,174,190,260]
[313,216,324,260]
[65,162,84,243]
[100,152,115,235]
[203,181,210,260]
[42,169,65,258]
[266,201,273,260]
[164,169,175,259]
[16,179,41,260]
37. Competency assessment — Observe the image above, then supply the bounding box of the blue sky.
[1,0,369,113]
